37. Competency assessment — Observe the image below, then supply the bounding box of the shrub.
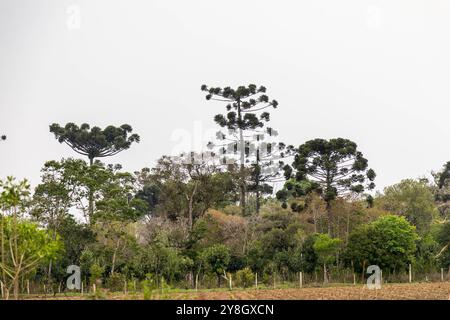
[89,263,105,286]
[142,273,158,300]
[106,273,126,292]
[235,268,255,288]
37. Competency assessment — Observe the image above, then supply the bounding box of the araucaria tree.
[283,138,376,235]
[201,84,279,215]
[49,123,140,216]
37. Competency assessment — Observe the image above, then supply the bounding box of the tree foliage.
[50,123,140,164]
[345,215,418,273]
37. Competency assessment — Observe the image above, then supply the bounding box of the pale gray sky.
[0,0,449,193]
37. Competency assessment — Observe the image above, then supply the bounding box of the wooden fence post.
[27,280,30,295]
[255,273,258,289]
[409,264,412,283]
[81,281,84,295]
[353,273,356,285]
[441,268,444,282]
[299,272,303,288]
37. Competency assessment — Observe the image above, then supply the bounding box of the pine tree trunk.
[88,157,94,221]
[237,100,247,216]
[326,201,332,236]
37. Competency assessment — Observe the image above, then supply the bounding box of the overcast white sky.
[0,0,449,193]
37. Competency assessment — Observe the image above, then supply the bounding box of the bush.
[142,273,158,300]
[235,268,255,288]
[89,263,105,286]
[90,288,108,300]
[106,273,126,292]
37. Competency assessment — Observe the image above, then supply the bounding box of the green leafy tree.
[283,138,376,235]
[299,234,319,274]
[49,123,140,216]
[134,169,161,217]
[94,165,148,222]
[435,222,450,269]
[313,233,342,283]
[41,216,94,286]
[377,179,437,234]
[235,267,255,288]
[202,244,230,286]
[431,161,450,221]
[148,155,236,230]
[202,84,279,215]
[0,177,62,299]
[345,215,418,274]
[31,160,77,279]
[91,220,138,276]
[132,236,192,284]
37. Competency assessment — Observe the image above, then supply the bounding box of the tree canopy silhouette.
[49,123,140,165]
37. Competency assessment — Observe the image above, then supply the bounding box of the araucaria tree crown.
[49,123,140,164]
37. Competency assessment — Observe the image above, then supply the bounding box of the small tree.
[0,177,62,299]
[235,267,255,288]
[202,244,230,287]
[313,234,342,283]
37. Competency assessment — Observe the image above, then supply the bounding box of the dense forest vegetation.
[0,85,449,300]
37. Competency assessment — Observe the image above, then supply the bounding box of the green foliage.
[49,123,140,162]
[106,272,126,292]
[435,222,450,268]
[284,138,376,204]
[414,234,439,273]
[201,84,278,131]
[89,263,105,285]
[313,234,342,266]
[202,244,230,278]
[299,234,319,273]
[378,179,437,234]
[0,176,31,208]
[235,268,255,288]
[142,273,158,300]
[1,217,63,264]
[132,235,193,282]
[430,162,450,221]
[3,115,449,296]
[345,215,418,273]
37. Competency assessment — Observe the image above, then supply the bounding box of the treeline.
[0,85,449,300]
